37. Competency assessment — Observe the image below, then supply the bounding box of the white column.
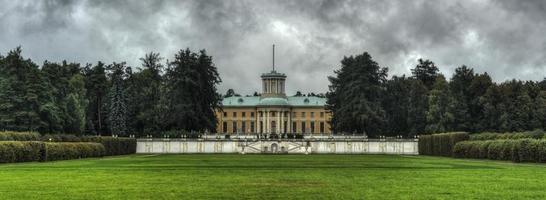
[277,111,281,134]
[280,111,284,134]
[265,110,269,133]
[257,111,261,133]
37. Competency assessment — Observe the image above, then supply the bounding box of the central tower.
[261,44,287,99]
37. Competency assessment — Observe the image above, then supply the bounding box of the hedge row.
[453,139,546,163]
[0,131,41,141]
[469,130,545,141]
[0,141,105,163]
[0,132,137,156]
[83,137,136,156]
[44,142,105,161]
[418,132,469,156]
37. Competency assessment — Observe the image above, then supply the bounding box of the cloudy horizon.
[1,0,546,95]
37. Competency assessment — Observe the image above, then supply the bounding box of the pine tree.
[425,75,454,133]
[108,63,127,136]
[326,52,388,136]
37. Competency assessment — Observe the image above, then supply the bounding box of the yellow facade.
[215,107,331,134]
[216,69,331,135]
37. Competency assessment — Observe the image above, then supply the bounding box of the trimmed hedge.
[0,141,44,163]
[41,134,83,142]
[453,139,546,163]
[418,132,469,156]
[83,137,136,156]
[44,142,105,161]
[0,131,41,141]
[469,130,545,141]
[0,141,105,163]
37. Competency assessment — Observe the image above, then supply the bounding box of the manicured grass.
[1,154,546,199]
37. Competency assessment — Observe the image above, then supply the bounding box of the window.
[292,112,296,117]
[272,111,276,117]
[251,122,255,133]
[223,112,227,117]
[320,122,325,133]
[260,121,263,133]
[311,122,315,133]
[292,122,297,133]
[320,112,324,118]
[223,122,227,133]
[232,122,237,133]
[233,112,237,117]
[310,112,314,118]
[284,112,288,117]
[242,112,246,117]
[260,112,263,117]
[250,112,255,118]
[284,121,288,133]
[301,122,306,133]
[242,121,246,133]
[301,112,306,118]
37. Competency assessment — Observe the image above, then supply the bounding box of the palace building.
[215,46,331,135]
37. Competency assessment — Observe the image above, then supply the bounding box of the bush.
[44,142,105,161]
[41,134,83,142]
[418,132,469,156]
[83,137,136,156]
[453,139,546,163]
[0,141,44,163]
[0,131,41,141]
[470,130,545,141]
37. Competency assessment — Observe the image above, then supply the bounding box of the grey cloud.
[1,0,545,95]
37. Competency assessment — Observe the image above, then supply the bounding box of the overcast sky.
[1,0,546,95]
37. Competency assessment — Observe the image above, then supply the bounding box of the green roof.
[221,96,325,107]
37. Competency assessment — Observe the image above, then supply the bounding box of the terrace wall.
[136,139,418,154]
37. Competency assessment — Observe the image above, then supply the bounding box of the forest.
[327,52,546,137]
[1,47,545,137]
[0,47,221,136]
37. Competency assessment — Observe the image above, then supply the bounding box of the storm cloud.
[1,0,546,95]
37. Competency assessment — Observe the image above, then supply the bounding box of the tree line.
[0,47,221,136]
[327,52,546,137]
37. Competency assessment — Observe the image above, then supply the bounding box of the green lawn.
[1,154,546,200]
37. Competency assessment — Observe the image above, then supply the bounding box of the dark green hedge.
[0,131,41,141]
[0,141,105,163]
[44,142,105,161]
[0,141,44,163]
[469,130,545,141]
[83,137,136,156]
[453,139,546,163]
[418,132,469,156]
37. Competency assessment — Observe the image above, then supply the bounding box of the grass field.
[1,154,546,200]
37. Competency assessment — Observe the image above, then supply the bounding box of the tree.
[326,52,388,136]
[294,91,303,97]
[407,79,428,136]
[162,49,221,132]
[125,52,164,136]
[224,89,240,97]
[449,65,475,131]
[83,62,109,135]
[425,75,454,133]
[0,47,55,132]
[108,63,128,136]
[383,75,411,136]
[65,74,88,134]
[411,59,439,90]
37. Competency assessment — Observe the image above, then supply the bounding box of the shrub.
[418,132,469,156]
[44,142,105,161]
[0,141,44,163]
[454,139,546,163]
[0,131,41,141]
[83,137,136,156]
[41,134,82,142]
[470,130,545,141]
